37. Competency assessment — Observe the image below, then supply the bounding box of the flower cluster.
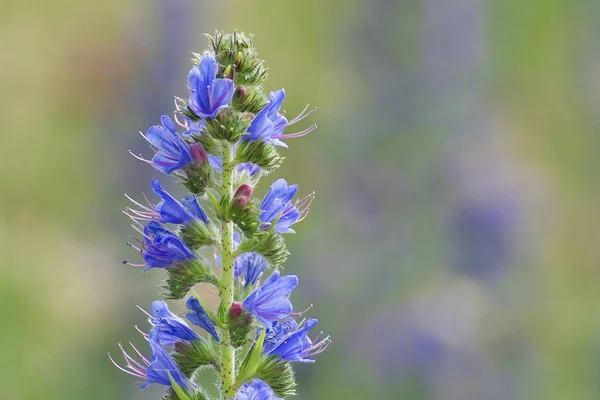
[111,32,329,400]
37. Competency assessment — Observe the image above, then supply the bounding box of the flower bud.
[232,184,253,212]
[235,85,248,99]
[228,301,254,347]
[234,184,253,200]
[229,301,244,319]
[190,143,208,164]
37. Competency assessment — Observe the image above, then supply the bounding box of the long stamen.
[122,260,147,268]
[135,325,150,339]
[121,210,145,226]
[124,194,155,212]
[142,193,155,210]
[287,105,316,126]
[128,150,152,164]
[305,335,331,357]
[296,192,315,222]
[130,224,152,241]
[136,305,154,319]
[108,353,146,379]
[275,123,317,139]
[127,242,143,253]
[119,343,147,372]
[129,342,150,365]
[288,304,313,318]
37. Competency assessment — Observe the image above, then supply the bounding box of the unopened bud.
[190,143,208,164]
[229,301,244,319]
[232,184,253,212]
[234,184,253,199]
[235,85,248,99]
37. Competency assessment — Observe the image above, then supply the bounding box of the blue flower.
[236,379,280,400]
[124,182,209,227]
[242,271,298,326]
[151,179,195,224]
[144,330,190,389]
[242,89,316,148]
[242,89,288,147]
[235,252,268,288]
[147,300,199,347]
[185,297,220,342]
[109,329,190,390]
[263,318,330,363]
[140,222,196,270]
[181,194,209,223]
[180,114,206,136]
[137,115,192,174]
[259,179,306,234]
[188,54,234,119]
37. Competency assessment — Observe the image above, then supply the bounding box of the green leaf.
[235,329,266,387]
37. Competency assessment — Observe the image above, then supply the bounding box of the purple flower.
[124,181,209,226]
[181,194,209,223]
[242,89,316,148]
[151,179,195,224]
[133,115,192,174]
[243,89,288,147]
[146,300,199,347]
[130,222,195,271]
[260,179,313,233]
[185,297,220,342]
[235,252,268,288]
[109,329,190,390]
[242,271,298,326]
[263,318,330,363]
[236,379,280,400]
[188,54,234,119]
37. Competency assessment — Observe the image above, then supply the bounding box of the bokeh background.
[2,0,600,399]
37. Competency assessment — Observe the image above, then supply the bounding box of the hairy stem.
[219,141,236,399]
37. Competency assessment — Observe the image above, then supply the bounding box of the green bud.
[173,339,220,376]
[218,184,262,237]
[196,130,222,158]
[227,301,254,348]
[179,162,212,196]
[237,230,288,267]
[162,259,218,300]
[207,31,269,86]
[179,220,219,249]
[232,85,268,114]
[234,139,284,173]
[255,356,297,398]
[204,109,250,143]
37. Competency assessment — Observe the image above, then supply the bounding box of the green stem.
[219,142,236,399]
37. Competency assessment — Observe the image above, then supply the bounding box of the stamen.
[127,150,152,164]
[121,210,144,226]
[275,123,317,140]
[305,335,331,357]
[129,342,150,365]
[108,353,146,379]
[126,242,143,253]
[124,194,155,212]
[287,105,316,126]
[136,305,153,319]
[142,193,155,210]
[122,260,147,268]
[130,224,152,241]
[135,325,149,338]
[289,304,313,318]
[118,343,147,372]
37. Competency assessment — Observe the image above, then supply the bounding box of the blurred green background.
[2,0,600,399]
